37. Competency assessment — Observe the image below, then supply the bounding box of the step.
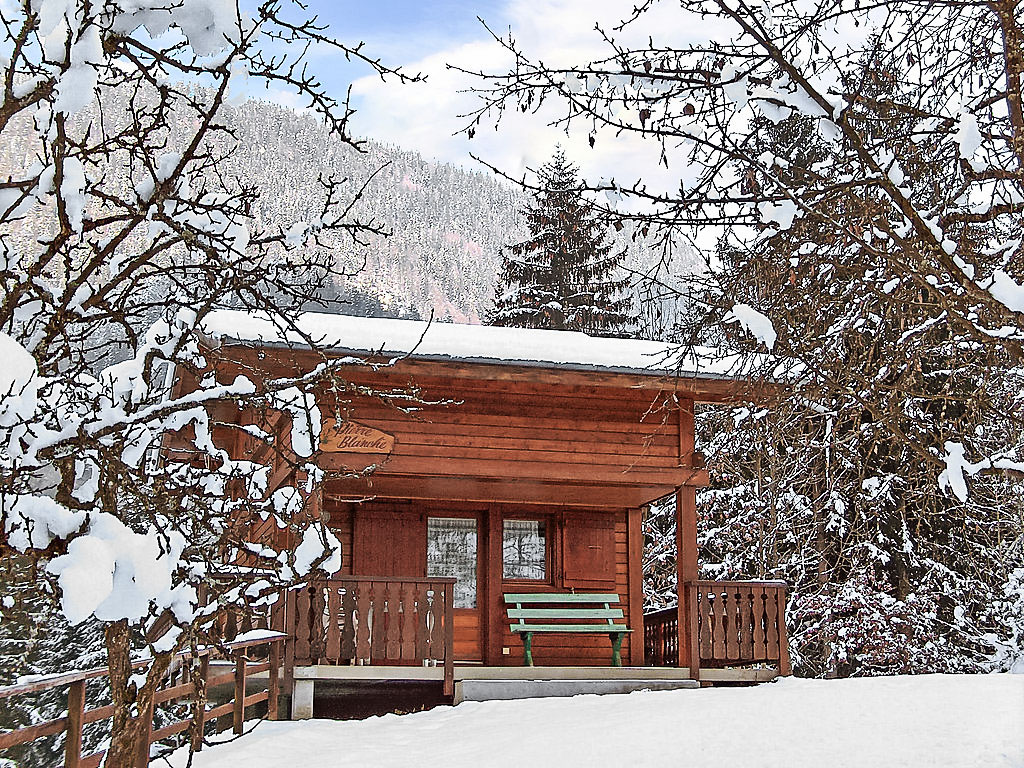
[454,677,699,703]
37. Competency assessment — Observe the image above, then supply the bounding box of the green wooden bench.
[504,593,632,667]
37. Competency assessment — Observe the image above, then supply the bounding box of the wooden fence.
[287,576,456,695]
[0,633,283,768]
[644,580,791,678]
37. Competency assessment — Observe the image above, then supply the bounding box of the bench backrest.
[504,592,625,629]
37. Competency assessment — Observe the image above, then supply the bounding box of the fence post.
[268,641,280,721]
[687,583,701,681]
[776,585,792,676]
[64,679,86,768]
[134,697,154,768]
[233,653,246,735]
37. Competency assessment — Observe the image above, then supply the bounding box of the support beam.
[676,486,699,679]
[627,506,645,666]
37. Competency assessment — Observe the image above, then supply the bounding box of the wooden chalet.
[184,312,791,717]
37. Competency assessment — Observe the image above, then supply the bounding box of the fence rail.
[643,580,791,678]
[0,633,283,768]
[287,576,456,696]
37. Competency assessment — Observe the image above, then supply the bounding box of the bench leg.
[522,633,534,667]
[609,633,623,667]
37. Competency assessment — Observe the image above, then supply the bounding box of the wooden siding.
[173,349,718,670]
[205,350,703,506]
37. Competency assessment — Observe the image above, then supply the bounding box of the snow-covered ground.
[169,674,1024,768]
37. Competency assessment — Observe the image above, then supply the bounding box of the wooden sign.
[320,419,395,454]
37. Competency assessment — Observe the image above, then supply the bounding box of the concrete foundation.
[291,677,315,720]
[454,677,699,703]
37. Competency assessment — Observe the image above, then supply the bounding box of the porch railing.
[643,606,679,667]
[644,580,791,678]
[0,633,283,768]
[286,576,456,696]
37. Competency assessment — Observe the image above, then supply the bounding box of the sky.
[265,0,718,195]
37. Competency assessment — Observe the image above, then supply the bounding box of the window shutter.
[353,509,426,577]
[561,512,616,588]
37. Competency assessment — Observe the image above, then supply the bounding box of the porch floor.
[290,664,779,684]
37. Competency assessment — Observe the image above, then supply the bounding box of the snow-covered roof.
[200,309,749,379]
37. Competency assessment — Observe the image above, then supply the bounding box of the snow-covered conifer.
[489,148,637,336]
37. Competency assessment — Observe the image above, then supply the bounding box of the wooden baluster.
[751,586,767,660]
[671,613,678,666]
[724,586,740,660]
[283,590,296,697]
[355,582,372,663]
[370,581,387,662]
[401,582,417,661]
[310,583,326,664]
[340,584,357,662]
[270,590,285,633]
[697,588,712,661]
[414,583,429,663]
[326,586,341,664]
[64,679,86,768]
[739,585,754,661]
[385,581,402,660]
[766,587,780,661]
[426,587,441,662]
[225,609,238,642]
[294,585,312,665]
[711,587,727,661]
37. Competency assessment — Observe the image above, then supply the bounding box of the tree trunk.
[103,621,172,768]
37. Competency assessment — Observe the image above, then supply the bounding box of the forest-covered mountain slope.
[0,91,682,326]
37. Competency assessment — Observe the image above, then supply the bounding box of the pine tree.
[489,148,636,336]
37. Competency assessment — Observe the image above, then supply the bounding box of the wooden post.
[484,505,504,666]
[134,697,154,768]
[443,582,454,697]
[776,585,792,676]
[676,486,699,679]
[627,506,645,666]
[64,679,86,768]
[677,399,695,467]
[686,582,700,678]
[233,654,246,735]
[268,641,281,721]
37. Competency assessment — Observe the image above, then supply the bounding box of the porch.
[249,574,790,717]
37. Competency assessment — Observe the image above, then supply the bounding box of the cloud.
[345,0,725,197]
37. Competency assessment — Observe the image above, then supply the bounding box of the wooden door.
[426,515,483,662]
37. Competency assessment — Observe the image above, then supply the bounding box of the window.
[503,519,547,580]
[426,517,477,609]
